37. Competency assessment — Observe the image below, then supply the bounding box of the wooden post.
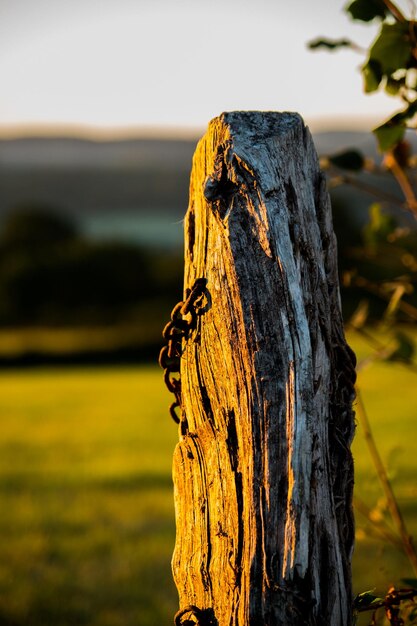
[171,112,356,625]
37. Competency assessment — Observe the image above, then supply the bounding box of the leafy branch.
[354,586,417,624]
[309,0,417,219]
[310,2,417,622]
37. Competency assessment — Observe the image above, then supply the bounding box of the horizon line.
[0,122,204,141]
[0,115,382,140]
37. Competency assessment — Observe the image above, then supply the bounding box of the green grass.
[351,329,417,623]
[0,366,178,626]
[0,331,415,624]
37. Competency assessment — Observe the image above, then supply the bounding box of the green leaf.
[385,75,406,96]
[388,331,415,363]
[362,59,383,93]
[308,37,354,51]
[368,22,412,75]
[346,0,387,22]
[374,122,406,151]
[401,578,417,587]
[373,101,417,151]
[328,149,365,171]
[354,590,384,610]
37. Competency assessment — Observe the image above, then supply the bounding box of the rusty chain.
[159,277,208,425]
[174,604,215,626]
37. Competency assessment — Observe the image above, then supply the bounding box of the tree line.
[0,206,182,327]
[0,196,415,330]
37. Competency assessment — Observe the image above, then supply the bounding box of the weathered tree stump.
[171,111,356,625]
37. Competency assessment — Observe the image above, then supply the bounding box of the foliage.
[346,0,388,23]
[308,37,354,50]
[354,587,417,624]
[309,0,417,152]
[1,204,78,250]
[310,0,417,330]
[0,208,183,331]
[328,149,365,171]
[310,1,417,623]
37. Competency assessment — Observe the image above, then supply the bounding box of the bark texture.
[172,111,356,626]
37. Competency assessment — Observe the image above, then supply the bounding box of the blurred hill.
[0,129,415,364]
[0,129,414,231]
[0,130,389,218]
[0,137,196,218]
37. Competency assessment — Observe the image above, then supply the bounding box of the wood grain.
[172,112,356,626]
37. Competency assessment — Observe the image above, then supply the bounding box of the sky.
[0,0,413,136]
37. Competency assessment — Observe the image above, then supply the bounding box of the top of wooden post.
[213,110,303,136]
[195,111,312,201]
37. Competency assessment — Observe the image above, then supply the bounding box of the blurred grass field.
[0,331,416,625]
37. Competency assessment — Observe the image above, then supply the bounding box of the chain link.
[159,278,208,424]
[174,604,215,626]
